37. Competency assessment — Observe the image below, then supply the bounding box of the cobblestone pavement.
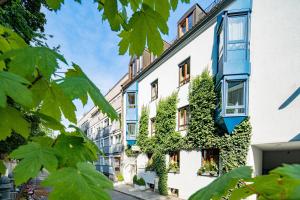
[110,190,140,200]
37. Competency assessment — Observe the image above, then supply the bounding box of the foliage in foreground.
[189,164,300,200]
[43,0,190,56]
[0,25,115,199]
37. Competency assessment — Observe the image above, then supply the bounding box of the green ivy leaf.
[189,166,252,200]
[42,162,113,200]
[0,160,6,175]
[0,71,32,108]
[0,106,30,140]
[1,47,67,80]
[10,138,58,185]
[40,82,77,124]
[53,134,97,167]
[59,64,118,120]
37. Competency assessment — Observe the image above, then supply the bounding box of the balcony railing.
[111,144,124,154]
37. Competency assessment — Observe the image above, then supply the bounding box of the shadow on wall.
[290,133,300,142]
[279,87,300,110]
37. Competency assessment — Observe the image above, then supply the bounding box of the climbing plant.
[137,106,149,152]
[186,69,216,149]
[186,69,251,174]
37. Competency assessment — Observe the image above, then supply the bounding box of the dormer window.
[179,14,193,37]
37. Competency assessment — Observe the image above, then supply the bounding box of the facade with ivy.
[121,0,300,199]
[78,73,128,181]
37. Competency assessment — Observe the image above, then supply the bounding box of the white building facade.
[121,0,300,199]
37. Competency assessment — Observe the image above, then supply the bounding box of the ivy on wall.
[185,69,251,173]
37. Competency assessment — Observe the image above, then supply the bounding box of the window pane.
[128,93,136,108]
[188,14,193,30]
[218,28,224,54]
[151,81,158,100]
[228,16,245,42]
[186,62,190,79]
[227,81,245,106]
[128,123,136,136]
[179,65,185,84]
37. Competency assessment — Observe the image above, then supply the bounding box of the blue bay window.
[215,10,251,133]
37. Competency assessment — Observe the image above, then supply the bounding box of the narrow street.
[110,190,139,200]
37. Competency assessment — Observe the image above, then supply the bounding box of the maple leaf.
[0,106,30,140]
[0,71,32,108]
[10,137,58,185]
[42,162,113,200]
[59,64,118,120]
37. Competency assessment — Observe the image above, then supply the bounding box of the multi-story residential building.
[121,0,300,199]
[78,73,128,180]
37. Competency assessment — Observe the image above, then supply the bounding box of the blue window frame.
[127,92,136,108]
[227,14,248,51]
[223,76,248,116]
[127,123,137,139]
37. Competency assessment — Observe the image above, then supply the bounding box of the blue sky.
[43,0,214,120]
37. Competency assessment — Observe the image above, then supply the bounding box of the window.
[200,149,219,176]
[226,80,246,115]
[150,118,156,136]
[179,13,194,37]
[179,58,190,86]
[168,152,180,173]
[116,134,121,144]
[128,92,136,108]
[178,106,189,130]
[227,15,247,50]
[127,123,136,137]
[104,118,109,127]
[151,80,158,101]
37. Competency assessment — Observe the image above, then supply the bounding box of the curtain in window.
[228,16,245,41]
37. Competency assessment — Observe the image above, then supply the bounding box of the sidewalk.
[114,184,182,200]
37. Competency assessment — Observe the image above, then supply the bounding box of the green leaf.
[42,162,113,200]
[37,112,66,131]
[271,164,300,179]
[59,64,118,120]
[40,82,77,123]
[0,71,32,108]
[170,0,179,10]
[119,4,168,56]
[0,160,6,175]
[144,0,170,20]
[189,166,252,200]
[10,139,57,185]
[1,47,67,79]
[53,134,96,167]
[104,0,121,31]
[0,25,27,52]
[45,0,64,10]
[129,0,142,11]
[230,186,255,200]
[0,106,30,140]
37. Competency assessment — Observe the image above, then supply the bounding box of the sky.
[43,0,214,121]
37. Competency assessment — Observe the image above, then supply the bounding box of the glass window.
[151,80,158,101]
[188,14,193,30]
[218,26,224,56]
[178,106,189,130]
[226,80,246,115]
[150,118,156,136]
[127,123,136,137]
[168,152,180,173]
[179,58,190,86]
[199,149,219,176]
[128,92,136,108]
[228,15,246,42]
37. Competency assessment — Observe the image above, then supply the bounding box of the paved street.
[110,190,139,200]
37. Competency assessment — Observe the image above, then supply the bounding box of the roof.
[122,0,233,91]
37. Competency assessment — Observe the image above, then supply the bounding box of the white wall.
[250,0,300,145]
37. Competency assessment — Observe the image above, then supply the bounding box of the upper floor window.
[150,117,156,136]
[127,123,137,137]
[179,58,190,86]
[127,92,136,108]
[225,80,246,115]
[104,118,109,127]
[151,79,158,101]
[227,14,247,50]
[179,13,193,37]
[178,106,190,130]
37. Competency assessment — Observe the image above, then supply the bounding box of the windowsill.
[151,97,158,102]
[168,171,180,174]
[178,126,187,131]
[197,173,219,177]
[178,81,190,88]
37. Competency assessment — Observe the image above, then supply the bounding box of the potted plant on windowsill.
[168,162,180,173]
[197,159,218,177]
